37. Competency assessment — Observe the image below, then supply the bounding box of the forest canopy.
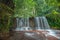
[14,0,59,17]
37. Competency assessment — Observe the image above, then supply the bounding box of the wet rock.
[8,31,46,40]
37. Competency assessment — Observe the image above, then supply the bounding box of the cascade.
[15,16,50,31]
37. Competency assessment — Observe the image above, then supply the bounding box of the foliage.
[0,3,13,32]
[14,0,57,17]
[45,0,60,29]
[35,0,57,16]
[14,0,36,18]
[46,10,60,29]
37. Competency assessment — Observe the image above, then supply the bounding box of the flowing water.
[15,16,50,31]
[15,16,60,40]
[35,17,50,30]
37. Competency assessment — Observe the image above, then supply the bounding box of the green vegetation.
[0,3,13,32]
[14,0,36,18]
[46,10,60,29]
[0,0,60,32]
[45,0,60,29]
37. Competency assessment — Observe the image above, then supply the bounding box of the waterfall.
[42,17,50,29]
[15,16,50,31]
[35,17,41,30]
[15,17,32,31]
[35,16,50,30]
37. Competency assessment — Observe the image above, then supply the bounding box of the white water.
[15,17,32,31]
[35,16,50,30]
[15,17,60,39]
[15,16,50,31]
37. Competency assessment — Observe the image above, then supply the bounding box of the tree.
[45,0,60,29]
[46,10,60,29]
[14,0,36,18]
[0,0,14,32]
[34,0,57,16]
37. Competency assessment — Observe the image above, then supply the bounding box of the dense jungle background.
[0,0,60,33]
